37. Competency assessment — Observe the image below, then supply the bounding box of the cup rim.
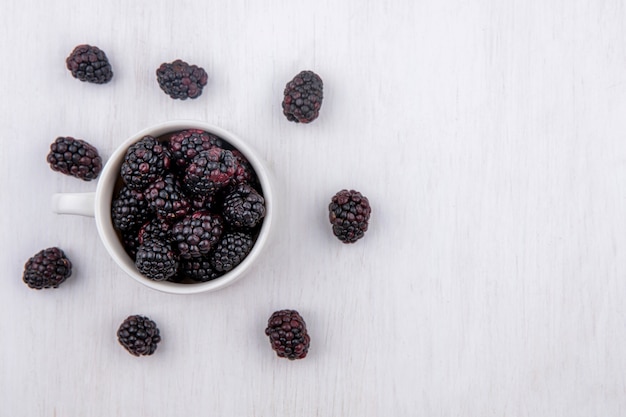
[94,120,274,294]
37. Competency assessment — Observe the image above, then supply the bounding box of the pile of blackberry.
[111,129,265,283]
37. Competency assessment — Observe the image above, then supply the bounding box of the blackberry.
[121,230,141,260]
[156,59,208,100]
[172,211,224,259]
[265,310,310,360]
[135,239,178,281]
[143,174,190,221]
[138,218,172,245]
[47,136,103,181]
[111,185,150,232]
[66,44,113,84]
[210,231,254,272]
[120,136,170,191]
[190,192,220,212]
[328,189,371,243]
[223,184,265,228]
[183,147,238,196]
[22,247,72,289]
[282,70,323,123]
[168,129,224,168]
[178,258,222,282]
[117,315,161,356]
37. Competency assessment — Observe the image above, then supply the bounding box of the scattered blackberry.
[112,185,150,232]
[183,147,238,196]
[117,315,161,357]
[156,59,208,100]
[223,184,266,228]
[231,150,257,186]
[143,174,190,221]
[47,136,103,181]
[328,189,371,243]
[172,211,224,259]
[265,310,310,360]
[168,129,223,168]
[210,231,254,272]
[178,258,222,282]
[22,247,72,290]
[282,70,323,123]
[138,218,172,245]
[66,44,113,84]
[120,136,170,191]
[135,239,178,281]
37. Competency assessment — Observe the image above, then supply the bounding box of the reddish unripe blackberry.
[111,185,150,232]
[328,189,371,243]
[22,247,72,289]
[172,211,224,259]
[135,239,178,281]
[143,174,190,221]
[282,70,323,123]
[117,315,161,356]
[178,258,222,282]
[47,136,103,181]
[210,231,254,272]
[120,136,170,191]
[66,44,113,84]
[156,59,208,100]
[183,147,238,196]
[265,310,310,360]
[168,129,223,168]
[223,184,266,229]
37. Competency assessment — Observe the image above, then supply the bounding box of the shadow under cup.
[93,121,274,294]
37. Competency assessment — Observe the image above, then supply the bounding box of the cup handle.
[51,192,96,217]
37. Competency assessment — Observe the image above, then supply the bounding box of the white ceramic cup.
[52,120,274,294]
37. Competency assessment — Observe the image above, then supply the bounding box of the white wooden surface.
[2,0,626,415]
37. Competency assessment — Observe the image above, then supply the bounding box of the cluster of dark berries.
[328,189,371,243]
[112,129,265,283]
[47,136,103,181]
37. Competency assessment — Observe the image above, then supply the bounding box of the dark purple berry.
[156,59,208,100]
[66,44,113,84]
[223,184,265,228]
[22,247,72,289]
[178,258,222,282]
[282,70,323,123]
[47,136,103,181]
[172,211,224,259]
[183,147,238,196]
[112,185,150,232]
[117,315,161,356]
[168,129,223,168]
[328,189,371,243]
[210,231,253,272]
[135,239,178,281]
[120,136,170,191]
[265,310,310,360]
[143,174,190,221]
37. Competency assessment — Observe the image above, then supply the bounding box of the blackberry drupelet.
[282,70,323,123]
[66,44,113,84]
[168,129,223,168]
[117,315,161,356]
[22,247,72,289]
[111,185,150,232]
[143,173,190,221]
[183,147,238,196]
[177,258,222,282]
[222,184,265,228]
[210,231,254,272]
[135,239,178,281]
[47,136,103,181]
[328,189,371,243]
[172,211,224,259]
[156,59,208,100]
[265,310,310,360]
[120,136,170,191]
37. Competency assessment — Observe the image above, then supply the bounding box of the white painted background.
[1,0,626,415]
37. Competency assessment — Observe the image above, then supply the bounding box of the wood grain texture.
[2,0,626,415]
